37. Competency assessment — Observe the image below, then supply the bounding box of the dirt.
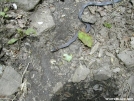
[0,0,134,101]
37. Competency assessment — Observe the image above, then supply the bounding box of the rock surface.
[93,65,112,81]
[127,76,134,94]
[30,6,55,35]
[71,65,90,82]
[0,67,21,96]
[117,49,134,68]
[14,0,40,11]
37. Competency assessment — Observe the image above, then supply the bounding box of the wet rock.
[81,15,97,24]
[71,65,90,82]
[30,7,55,35]
[0,66,21,96]
[117,49,134,68]
[14,0,40,11]
[93,65,112,81]
[127,76,134,94]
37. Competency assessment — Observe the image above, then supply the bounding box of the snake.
[51,0,122,52]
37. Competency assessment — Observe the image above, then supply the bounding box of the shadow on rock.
[51,78,119,101]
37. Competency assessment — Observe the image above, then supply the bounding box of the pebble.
[112,68,120,73]
[93,64,112,81]
[71,65,90,82]
[127,76,134,94]
[53,82,63,93]
[130,0,134,5]
[81,15,97,24]
[0,64,3,75]
[117,49,134,68]
[0,66,21,96]
[130,37,134,49]
[90,42,100,55]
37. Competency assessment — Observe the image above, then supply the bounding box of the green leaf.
[8,38,18,44]
[4,15,9,18]
[78,31,93,47]
[24,28,36,35]
[63,54,72,62]
[4,7,9,12]
[0,12,5,17]
[103,22,112,28]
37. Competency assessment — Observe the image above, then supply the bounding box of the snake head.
[51,47,59,52]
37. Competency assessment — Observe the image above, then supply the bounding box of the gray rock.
[112,68,120,73]
[93,84,103,91]
[14,0,40,11]
[0,67,21,96]
[81,15,97,24]
[127,76,134,94]
[30,7,55,35]
[130,37,134,49]
[0,64,3,75]
[90,42,100,55]
[130,0,134,5]
[93,65,112,81]
[117,49,134,68]
[53,82,63,93]
[72,65,90,82]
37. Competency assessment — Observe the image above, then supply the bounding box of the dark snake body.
[51,0,122,52]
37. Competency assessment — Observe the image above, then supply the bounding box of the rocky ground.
[0,0,134,101]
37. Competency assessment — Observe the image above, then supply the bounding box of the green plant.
[8,28,36,45]
[0,7,9,18]
[103,22,112,28]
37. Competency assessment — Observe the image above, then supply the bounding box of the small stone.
[0,64,3,75]
[81,15,97,24]
[0,66,21,96]
[12,3,17,10]
[117,49,134,68]
[30,7,55,35]
[49,4,56,13]
[127,76,134,94]
[14,0,40,11]
[88,6,96,14]
[0,44,2,52]
[112,68,120,73]
[130,0,134,5]
[130,37,134,49]
[53,82,63,93]
[48,0,54,3]
[72,65,90,82]
[93,84,103,91]
[93,65,112,81]
[99,11,107,17]
[90,42,100,55]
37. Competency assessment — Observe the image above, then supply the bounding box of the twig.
[21,63,30,82]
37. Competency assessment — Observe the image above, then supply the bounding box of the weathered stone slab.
[14,0,40,11]
[117,49,134,68]
[0,67,21,96]
[71,65,90,82]
[30,7,55,35]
